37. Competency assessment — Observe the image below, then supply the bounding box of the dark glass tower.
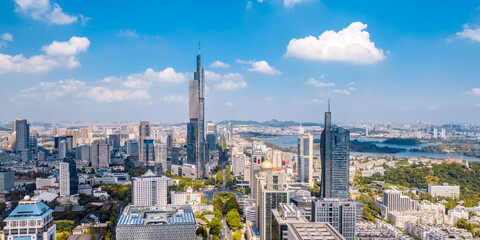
[187,41,206,179]
[320,103,350,198]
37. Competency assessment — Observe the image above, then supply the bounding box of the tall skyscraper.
[320,103,350,199]
[143,139,155,166]
[297,134,313,187]
[139,121,151,163]
[132,170,168,206]
[206,121,217,151]
[187,41,206,179]
[15,119,29,152]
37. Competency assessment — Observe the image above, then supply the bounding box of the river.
[262,135,480,161]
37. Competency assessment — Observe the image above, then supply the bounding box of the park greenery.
[164,172,205,191]
[216,168,224,188]
[226,165,234,188]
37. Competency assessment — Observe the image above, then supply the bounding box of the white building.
[171,187,202,205]
[132,170,167,206]
[59,162,70,196]
[36,177,56,189]
[0,196,57,240]
[232,154,246,176]
[297,134,313,187]
[427,183,460,198]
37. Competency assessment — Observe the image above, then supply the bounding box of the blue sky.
[1,0,480,123]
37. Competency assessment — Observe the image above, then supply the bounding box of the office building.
[0,196,56,240]
[59,158,78,196]
[90,140,110,169]
[76,145,90,161]
[155,142,167,173]
[171,187,202,205]
[58,139,67,159]
[166,133,173,148]
[320,104,350,199]
[271,203,308,240]
[109,134,121,150]
[427,183,460,198]
[311,198,358,240]
[143,139,155,165]
[116,205,196,240]
[126,140,139,155]
[206,121,217,151]
[139,121,151,163]
[287,222,345,240]
[297,134,313,187]
[378,190,418,216]
[15,119,29,152]
[132,170,167,206]
[0,170,15,192]
[187,42,206,179]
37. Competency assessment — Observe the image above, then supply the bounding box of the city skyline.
[1,1,480,123]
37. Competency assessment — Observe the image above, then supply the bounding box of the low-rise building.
[427,183,460,198]
[116,205,196,240]
[287,222,345,240]
[171,187,201,205]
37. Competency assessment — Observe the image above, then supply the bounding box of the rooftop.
[5,197,53,221]
[117,205,195,226]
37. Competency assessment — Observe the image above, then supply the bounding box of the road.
[220,214,234,240]
[203,169,243,202]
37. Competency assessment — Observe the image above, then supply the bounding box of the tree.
[225,197,239,213]
[216,170,223,187]
[226,209,242,231]
[205,177,216,185]
[209,217,223,236]
[233,230,242,240]
[213,197,224,213]
[196,226,208,240]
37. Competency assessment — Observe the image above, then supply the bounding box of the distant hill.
[217,119,322,127]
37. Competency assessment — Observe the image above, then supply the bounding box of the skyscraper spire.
[199,34,201,54]
[328,98,330,112]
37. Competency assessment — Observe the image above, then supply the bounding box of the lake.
[263,135,480,161]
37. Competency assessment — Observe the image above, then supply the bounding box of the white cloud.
[225,101,234,107]
[236,59,281,75]
[210,60,230,68]
[14,0,82,25]
[213,73,247,91]
[333,89,351,95]
[87,87,150,102]
[17,79,151,103]
[428,106,439,110]
[265,97,273,101]
[19,79,86,100]
[0,36,89,74]
[163,95,187,103]
[205,70,223,81]
[465,88,480,96]
[285,22,386,64]
[41,36,90,56]
[456,27,480,42]
[306,76,335,87]
[284,0,307,7]
[118,68,190,89]
[312,98,323,104]
[117,29,140,38]
[1,33,13,42]
[476,103,480,107]
[246,1,252,10]
[294,98,323,104]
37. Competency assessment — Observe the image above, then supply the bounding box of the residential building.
[311,198,358,240]
[297,134,313,187]
[427,183,460,198]
[59,157,78,196]
[232,154,246,176]
[132,170,167,206]
[0,170,15,192]
[154,142,167,173]
[90,140,110,169]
